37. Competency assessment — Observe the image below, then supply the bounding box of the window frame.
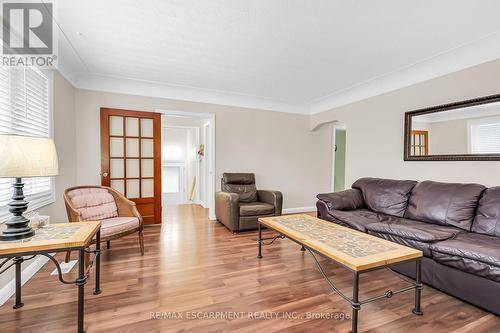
[0,68,55,223]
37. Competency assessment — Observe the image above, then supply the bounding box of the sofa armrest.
[316,189,364,211]
[257,190,283,216]
[215,192,240,232]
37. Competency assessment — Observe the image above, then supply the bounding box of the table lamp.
[0,135,59,241]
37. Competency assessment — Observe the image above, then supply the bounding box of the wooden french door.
[100,108,162,224]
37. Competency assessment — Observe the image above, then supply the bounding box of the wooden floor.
[0,204,498,333]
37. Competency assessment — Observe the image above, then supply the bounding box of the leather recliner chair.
[215,173,283,232]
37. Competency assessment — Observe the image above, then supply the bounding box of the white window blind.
[469,117,500,154]
[0,66,54,217]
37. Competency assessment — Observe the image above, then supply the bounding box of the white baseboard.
[282,206,316,214]
[0,254,52,307]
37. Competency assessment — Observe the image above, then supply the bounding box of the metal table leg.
[13,256,23,309]
[94,230,102,295]
[412,259,423,316]
[349,272,360,333]
[77,250,85,333]
[257,222,263,259]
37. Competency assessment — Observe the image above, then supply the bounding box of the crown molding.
[56,31,500,116]
[308,31,500,114]
[71,73,305,114]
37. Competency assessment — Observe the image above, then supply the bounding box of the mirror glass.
[409,100,500,157]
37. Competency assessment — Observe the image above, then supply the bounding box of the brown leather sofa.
[215,173,283,232]
[316,178,500,315]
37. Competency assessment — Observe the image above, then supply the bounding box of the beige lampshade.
[0,135,59,178]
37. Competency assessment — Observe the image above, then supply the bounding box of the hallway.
[0,205,498,333]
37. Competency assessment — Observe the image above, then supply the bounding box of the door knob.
[102,172,109,177]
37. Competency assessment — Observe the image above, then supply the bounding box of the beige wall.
[38,71,77,222]
[74,90,332,210]
[429,119,468,155]
[311,58,500,187]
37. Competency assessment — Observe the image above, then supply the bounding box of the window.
[410,130,428,156]
[469,117,500,154]
[0,66,54,220]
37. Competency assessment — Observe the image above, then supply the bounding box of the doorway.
[100,108,162,224]
[160,112,215,219]
[332,124,346,192]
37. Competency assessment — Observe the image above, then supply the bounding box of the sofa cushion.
[67,188,118,221]
[405,181,485,231]
[239,202,275,216]
[327,209,384,232]
[472,186,500,237]
[99,217,139,238]
[430,233,500,282]
[222,173,257,203]
[366,219,461,243]
[366,217,461,257]
[352,178,417,217]
[368,231,434,257]
[317,189,364,211]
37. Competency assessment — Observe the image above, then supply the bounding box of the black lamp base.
[0,178,34,241]
[0,229,35,241]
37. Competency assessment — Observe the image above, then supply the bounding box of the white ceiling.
[54,0,500,114]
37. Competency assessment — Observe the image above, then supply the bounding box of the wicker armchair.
[63,185,144,261]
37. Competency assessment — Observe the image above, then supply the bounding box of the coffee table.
[257,214,423,333]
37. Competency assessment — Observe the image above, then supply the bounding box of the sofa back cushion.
[221,173,258,203]
[472,186,500,236]
[405,181,485,231]
[352,178,417,217]
[67,188,118,221]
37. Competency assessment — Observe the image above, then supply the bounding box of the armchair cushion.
[221,173,258,202]
[98,217,140,238]
[239,202,275,216]
[67,188,118,221]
